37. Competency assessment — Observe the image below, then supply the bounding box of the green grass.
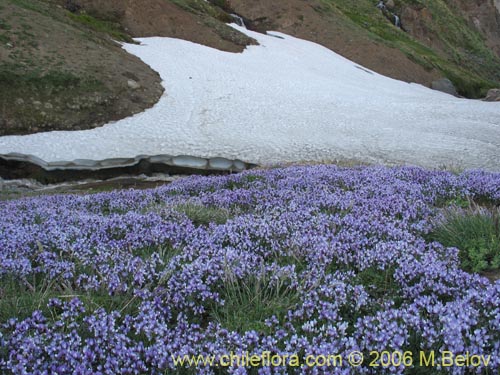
[0,241,179,324]
[7,0,45,12]
[169,0,225,18]
[0,19,12,30]
[354,265,399,301]
[430,206,500,273]
[210,268,300,333]
[67,12,134,43]
[175,203,232,226]
[0,62,79,87]
[315,0,500,97]
[0,33,10,43]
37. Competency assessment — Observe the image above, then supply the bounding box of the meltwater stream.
[230,14,246,28]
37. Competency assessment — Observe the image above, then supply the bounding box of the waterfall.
[375,2,402,29]
[230,14,246,29]
[394,14,401,28]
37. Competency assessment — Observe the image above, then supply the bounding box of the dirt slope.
[0,0,167,136]
[231,0,440,86]
[1,0,499,137]
[451,0,500,58]
[74,0,255,52]
[230,0,500,97]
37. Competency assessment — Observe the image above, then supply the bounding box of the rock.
[33,100,42,107]
[15,98,24,105]
[44,102,53,109]
[484,88,500,102]
[127,79,141,90]
[65,0,81,13]
[431,78,458,97]
[66,102,81,110]
[484,88,500,101]
[386,0,395,9]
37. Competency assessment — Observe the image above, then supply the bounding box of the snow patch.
[0,26,499,171]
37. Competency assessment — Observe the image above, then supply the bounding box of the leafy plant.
[430,205,500,273]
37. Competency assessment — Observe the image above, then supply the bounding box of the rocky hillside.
[70,0,500,98]
[0,0,166,136]
[230,0,500,98]
[1,0,499,136]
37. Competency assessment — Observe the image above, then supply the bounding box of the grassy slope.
[315,0,500,97]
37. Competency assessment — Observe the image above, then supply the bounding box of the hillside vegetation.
[323,0,500,97]
[231,0,500,98]
[0,0,164,135]
[0,0,499,136]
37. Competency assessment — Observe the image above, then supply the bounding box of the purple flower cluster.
[0,165,499,374]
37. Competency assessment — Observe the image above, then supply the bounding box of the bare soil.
[1,0,499,137]
[76,0,256,52]
[0,0,164,135]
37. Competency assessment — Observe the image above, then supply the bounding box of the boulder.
[484,88,500,102]
[65,0,81,13]
[431,78,458,96]
[127,79,141,90]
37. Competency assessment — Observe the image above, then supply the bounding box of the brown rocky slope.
[1,0,499,137]
[0,0,167,136]
[35,0,500,97]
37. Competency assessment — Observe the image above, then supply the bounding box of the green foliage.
[175,203,231,226]
[355,265,398,300]
[134,243,181,266]
[170,0,219,17]
[0,33,10,43]
[211,268,300,333]
[67,12,134,43]
[0,241,175,323]
[316,0,500,98]
[242,174,266,184]
[6,0,46,13]
[430,206,500,273]
[439,196,470,209]
[0,274,59,322]
[0,63,81,88]
[208,0,230,10]
[0,276,141,324]
[0,19,11,30]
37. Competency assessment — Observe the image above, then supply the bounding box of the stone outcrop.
[431,78,459,97]
[452,0,500,58]
[484,88,500,101]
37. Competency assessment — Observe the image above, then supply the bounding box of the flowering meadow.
[0,165,499,375]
